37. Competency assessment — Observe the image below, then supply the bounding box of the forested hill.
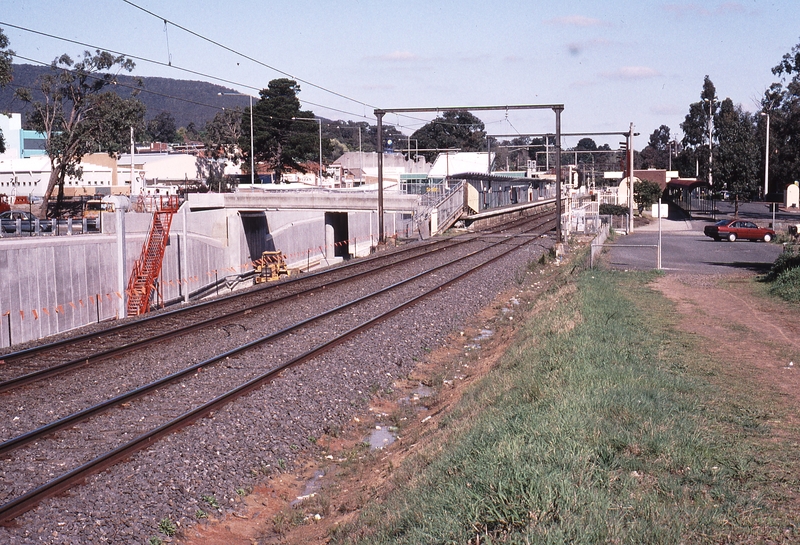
[0,64,249,129]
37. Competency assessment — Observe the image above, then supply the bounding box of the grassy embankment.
[332,265,799,544]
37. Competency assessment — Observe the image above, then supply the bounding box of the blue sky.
[1,0,798,148]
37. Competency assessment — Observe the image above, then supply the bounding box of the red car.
[704,219,775,242]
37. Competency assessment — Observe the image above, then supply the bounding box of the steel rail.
[0,236,460,364]
[0,214,552,522]
[0,237,479,392]
[0,215,556,523]
[0,233,512,456]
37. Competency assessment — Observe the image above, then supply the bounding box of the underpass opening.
[240,211,275,261]
[325,212,349,259]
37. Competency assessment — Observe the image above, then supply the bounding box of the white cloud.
[602,66,661,80]
[378,51,418,62]
[547,15,609,27]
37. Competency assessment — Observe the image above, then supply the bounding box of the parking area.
[604,206,788,274]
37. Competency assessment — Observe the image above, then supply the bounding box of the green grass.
[762,246,800,301]
[331,269,798,544]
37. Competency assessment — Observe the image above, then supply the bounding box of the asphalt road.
[605,204,790,274]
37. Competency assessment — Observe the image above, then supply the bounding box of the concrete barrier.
[0,205,388,348]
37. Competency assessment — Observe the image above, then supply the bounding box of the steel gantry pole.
[374,104,564,245]
[376,111,385,243]
[553,106,563,242]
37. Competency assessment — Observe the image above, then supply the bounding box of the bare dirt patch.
[653,273,800,406]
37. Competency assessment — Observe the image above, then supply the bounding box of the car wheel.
[728,233,737,242]
[764,233,772,242]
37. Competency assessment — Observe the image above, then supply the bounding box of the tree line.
[1,26,799,217]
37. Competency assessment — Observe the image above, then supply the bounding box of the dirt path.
[653,273,800,402]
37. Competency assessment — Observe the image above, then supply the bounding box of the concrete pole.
[249,94,255,186]
[130,127,134,190]
[628,123,635,234]
[318,118,323,185]
[116,210,127,318]
[657,197,662,270]
[182,205,189,304]
[762,112,770,198]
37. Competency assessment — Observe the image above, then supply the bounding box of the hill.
[0,63,249,130]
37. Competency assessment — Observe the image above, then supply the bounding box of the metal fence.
[0,217,100,238]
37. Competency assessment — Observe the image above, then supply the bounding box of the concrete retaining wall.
[0,205,391,349]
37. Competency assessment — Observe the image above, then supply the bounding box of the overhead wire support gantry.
[373,104,565,243]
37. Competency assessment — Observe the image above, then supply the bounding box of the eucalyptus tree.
[639,125,672,169]
[763,40,800,193]
[15,50,145,216]
[146,111,178,143]
[0,28,14,154]
[680,76,718,182]
[714,98,760,214]
[203,106,243,164]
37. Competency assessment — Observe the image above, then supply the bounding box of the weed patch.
[331,269,797,544]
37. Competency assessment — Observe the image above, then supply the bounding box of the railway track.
[0,211,556,525]
[0,235,469,382]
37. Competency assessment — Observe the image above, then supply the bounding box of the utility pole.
[628,123,635,234]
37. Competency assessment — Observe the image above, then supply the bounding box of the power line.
[0,21,259,93]
[120,0,374,111]
[0,20,381,124]
[12,53,230,113]
[8,54,411,140]
[118,2,433,127]
[3,19,521,136]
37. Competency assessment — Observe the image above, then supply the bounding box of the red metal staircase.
[126,196,181,316]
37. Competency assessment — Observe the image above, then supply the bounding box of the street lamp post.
[218,92,255,186]
[761,112,770,199]
[704,97,717,187]
[668,140,677,171]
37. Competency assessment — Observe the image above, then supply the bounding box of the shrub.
[599,204,628,216]
[763,247,800,282]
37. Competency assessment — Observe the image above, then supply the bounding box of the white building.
[0,113,238,199]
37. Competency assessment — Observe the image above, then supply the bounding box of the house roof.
[634,169,668,190]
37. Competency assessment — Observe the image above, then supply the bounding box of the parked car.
[0,210,52,233]
[704,219,775,242]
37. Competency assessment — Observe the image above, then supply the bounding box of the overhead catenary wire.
[120,0,375,111]
[116,2,438,127]
[8,53,412,146]
[2,19,532,136]
[0,21,383,124]
[0,20,527,133]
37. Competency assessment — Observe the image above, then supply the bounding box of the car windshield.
[715,220,729,226]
